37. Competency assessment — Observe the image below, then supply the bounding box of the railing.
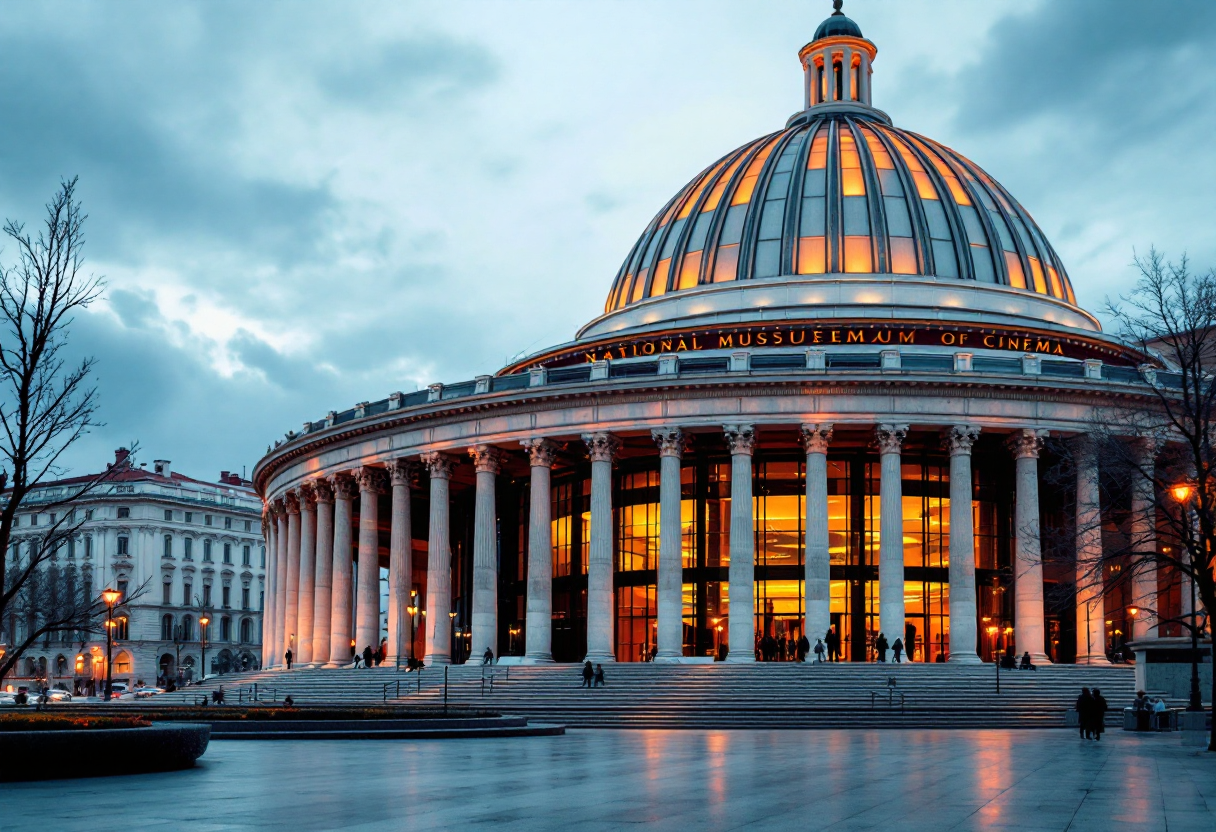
[274,347,1174,447]
[480,664,509,695]
[871,688,906,711]
[236,683,276,704]
[382,671,426,702]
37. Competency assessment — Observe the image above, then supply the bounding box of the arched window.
[833,59,843,101]
[181,615,194,642]
[113,650,132,675]
[113,616,129,640]
[239,618,252,644]
[161,614,174,641]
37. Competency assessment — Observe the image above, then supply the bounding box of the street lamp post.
[449,611,458,664]
[199,614,211,682]
[102,588,121,701]
[405,602,418,669]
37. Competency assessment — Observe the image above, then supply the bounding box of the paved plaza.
[6,729,1214,831]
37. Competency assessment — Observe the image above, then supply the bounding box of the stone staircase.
[152,661,1138,729]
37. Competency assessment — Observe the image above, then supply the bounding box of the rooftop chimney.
[114,448,131,467]
[153,460,172,477]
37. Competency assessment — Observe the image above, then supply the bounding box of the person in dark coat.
[362,645,374,669]
[875,633,889,662]
[1076,688,1094,739]
[284,649,293,670]
[891,637,904,663]
[581,661,594,688]
[593,664,606,687]
[826,628,840,662]
[797,634,811,662]
[1091,688,1108,740]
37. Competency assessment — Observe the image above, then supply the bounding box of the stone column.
[355,467,387,657]
[1074,435,1110,665]
[1009,429,1051,663]
[801,423,833,646]
[876,424,908,652]
[296,483,317,665]
[311,478,335,667]
[469,445,504,663]
[522,438,560,663]
[386,459,415,664]
[422,452,457,665]
[327,473,357,667]
[262,507,277,668]
[945,425,981,664]
[1130,437,1159,642]
[652,428,689,663]
[274,501,288,665]
[583,433,621,663]
[724,424,757,663]
[284,491,301,663]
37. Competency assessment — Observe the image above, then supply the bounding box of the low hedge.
[0,714,151,732]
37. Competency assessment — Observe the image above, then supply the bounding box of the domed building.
[253,6,1165,671]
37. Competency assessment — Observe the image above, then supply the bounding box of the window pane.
[713,245,740,282]
[1005,251,1027,289]
[884,197,912,237]
[844,236,872,273]
[754,240,781,278]
[676,251,702,289]
[932,240,958,277]
[889,237,917,274]
[797,237,826,274]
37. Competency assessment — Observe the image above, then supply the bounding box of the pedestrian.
[875,632,888,663]
[1133,690,1150,731]
[352,652,362,669]
[891,637,904,664]
[798,634,811,662]
[1020,652,1033,670]
[1075,687,1094,739]
[826,628,839,662]
[284,649,293,670]
[593,664,606,687]
[1151,696,1167,731]
[813,638,826,663]
[216,685,225,705]
[581,661,593,688]
[379,638,389,666]
[363,645,374,669]
[1091,688,1108,741]
[482,647,494,665]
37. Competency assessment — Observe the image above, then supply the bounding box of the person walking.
[284,649,293,670]
[593,664,606,687]
[379,638,389,666]
[797,634,811,663]
[362,645,374,669]
[1075,687,1094,739]
[826,627,840,662]
[891,637,904,664]
[581,661,594,688]
[1091,688,1108,741]
[813,638,826,663]
[875,633,888,663]
[482,648,495,666]
[352,652,362,669]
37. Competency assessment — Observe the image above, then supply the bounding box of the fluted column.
[355,467,387,656]
[296,483,317,665]
[583,433,621,663]
[422,452,456,665]
[1009,429,1051,664]
[945,425,981,664]
[652,428,690,662]
[262,508,277,668]
[468,445,504,662]
[327,473,357,667]
[724,424,757,663]
[386,460,415,664]
[311,478,335,667]
[801,423,833,646]
[274,501,288,665]
[284,492,301,662]
[522,438,560,663]
[1131,437,1159,642]
[1074,435,1110,665]
[876,424,908,650]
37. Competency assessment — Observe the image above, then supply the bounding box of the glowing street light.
[199,615,211,682]
[102,588,121,701]
[1171,483,1194,503]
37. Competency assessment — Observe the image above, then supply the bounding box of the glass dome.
[604,113,1076,315]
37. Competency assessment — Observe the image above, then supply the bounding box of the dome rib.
[603,114,1078,314]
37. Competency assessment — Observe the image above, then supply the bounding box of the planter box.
[0,723,210,781]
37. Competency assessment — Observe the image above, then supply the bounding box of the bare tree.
[0,178,142,684]
[1044,250,1215,751]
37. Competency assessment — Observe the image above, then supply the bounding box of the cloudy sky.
[2,0,1213,483]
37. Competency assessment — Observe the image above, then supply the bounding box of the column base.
[584,652,615,663]
[322,661,345,669]
[1028,652,1053,665]
[947,653,982,665]
[1076,654,1112,666]
[725,651,755,664]
[653,654,682,664]
[424,655,452,667]
[522,653,555,664]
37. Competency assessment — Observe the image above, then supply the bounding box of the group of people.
[1132,690,1171,731]
[350,639,389,669]
[580,661,607,687]
[1075,687,1109,740]
[871,633,905,663]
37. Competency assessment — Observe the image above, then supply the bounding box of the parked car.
[0,693,18,707]
[44,690,72,702]
[132,686,163,698]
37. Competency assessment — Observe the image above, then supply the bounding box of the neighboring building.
[252,6,1180,670]
[1,449,265,692]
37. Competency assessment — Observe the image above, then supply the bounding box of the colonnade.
[262,423,1159,669]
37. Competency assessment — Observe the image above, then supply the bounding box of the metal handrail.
[870,688,906,711]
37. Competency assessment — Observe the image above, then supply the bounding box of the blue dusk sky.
[1,0,1213,482]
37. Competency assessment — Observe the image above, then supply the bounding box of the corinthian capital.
[582,432,621,464]
[944,425,981,457]
[874,424,908,455]
[1007,428,1047,460]
[311,477,334,504]
[328,472,358,501]
[388,458,418,488]
[421,451,457,480]
[521,438,561,469]
[800,423,834,456]
[723,424,756,456]
[356,466,389,495]
[298,481,317,509]
[651,427,690,459]
[469,444,506,475]
[284,491,300,515]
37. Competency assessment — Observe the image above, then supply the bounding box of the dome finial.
[832,0,844,15]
